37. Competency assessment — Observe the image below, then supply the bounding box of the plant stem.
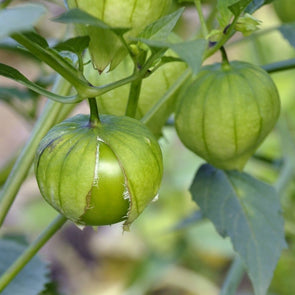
[0,155,17,187]
[275,158,294,194]
[125,49,164,118]
[0,215,67,292]
[262,58,295,73]
[141,68,191,124]
[220,46,230,66]
[274,117,295,195]
[11,33,90,96]
[204,14,240,60]
[0,77,74,227]
[125,78,143,117]
[219,256,245,295]
[194,0,208,38]
[88,97,100,126]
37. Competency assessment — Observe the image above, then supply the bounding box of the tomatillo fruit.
[35,114,163,229]
[66,0,172,71]
[175,61,280,171]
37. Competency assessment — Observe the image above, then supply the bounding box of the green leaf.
[53,8,129,36]
[169,39,207,74]
[53,8,108,28]
[138,39,207,75]
[190,164,287,295]
[278,23,295,48]
[138,8,185,41]
[0,239,49,295]
[229,0,253,16]
[23,31,49,48]
[0,4,46,40]
[0,63,80,103]
[246,0,274,14]
[54,36,90,55]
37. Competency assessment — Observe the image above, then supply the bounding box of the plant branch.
[141,68,191,124]
[86,48,166,100]
[0,215,67,292]
[194,0,208,38]
[11,33,90,96]
[262,58,295,73]
[125,51,147,117]
[125,78,143,117]
[204,15,240,60]
[0,77,74,227]
[274,117,295,195]
[219,256,245,295]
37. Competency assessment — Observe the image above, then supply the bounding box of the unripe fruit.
[84,53,187,137]
[175,61,280,171]
[35,114,163,228]
[66,0,172,71]
[273,0,295,23]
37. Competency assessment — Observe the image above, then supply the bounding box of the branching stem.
[194,0,208,38]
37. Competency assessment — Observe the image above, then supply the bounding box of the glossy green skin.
[35,114,163,227]
[85,54,187,137]
[274,0,295,23]
[175,61,281,171]
[67,0,172,71]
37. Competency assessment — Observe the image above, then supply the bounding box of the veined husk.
[175,61,281,171]
[35,114,163,230]
[66,0,172,71]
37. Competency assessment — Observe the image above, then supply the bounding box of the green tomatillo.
[273,0,295,23]
[66,0,172,71]
[35,114,163,229]
[175,61,281,171]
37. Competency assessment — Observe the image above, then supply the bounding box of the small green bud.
[235,13,262,36]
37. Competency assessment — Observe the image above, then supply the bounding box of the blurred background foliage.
[1,0,295,294]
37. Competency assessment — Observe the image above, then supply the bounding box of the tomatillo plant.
[0,1,295,295]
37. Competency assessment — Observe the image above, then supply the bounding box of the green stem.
[118,34,134,58]
[83,49,165,99]
[262,58,295,73]
[10,32,169,102]
[11,33,90,96]
[219,256,245,295]
[0,77,74,227]
[88,97,100,126]
[141,68,191,124]
[194,0,208,38]
[220,46,230,66]
[0,215,67,292]
[124,49,165,117]
[204,14,240,60]
[274,158,294,194]
[125,78,143,118]
[0,155,17,187]
[274,117,295,195]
